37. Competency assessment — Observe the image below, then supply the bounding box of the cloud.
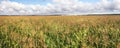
[0,0,120,15]
[113,0,120,10]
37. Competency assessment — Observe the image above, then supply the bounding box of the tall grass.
[0,16,120,48]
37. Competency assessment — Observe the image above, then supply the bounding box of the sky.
[0,0,120,15]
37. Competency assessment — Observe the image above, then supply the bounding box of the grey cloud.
[0,0,120,15]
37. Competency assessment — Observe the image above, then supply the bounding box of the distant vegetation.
[0,16,120,48]
[0,14,120,16]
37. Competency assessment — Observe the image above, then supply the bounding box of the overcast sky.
[0,0,120,15]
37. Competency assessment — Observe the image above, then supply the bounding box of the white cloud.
[0,0,120,15]
[113,0,120,10]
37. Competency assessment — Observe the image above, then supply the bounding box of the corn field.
[0,16,120,48]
